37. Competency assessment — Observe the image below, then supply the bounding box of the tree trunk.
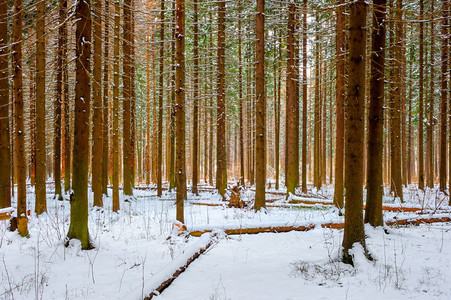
[175,0,186,224]
[122,0,132,197]
[92,0,103,207]
[334,0,345,209]
[112,0,120,212]
[238,0,245,188]
[302,0,308,193]
[216,0,227,197]
[427,0,436,188]
[418,0,425,190]
[102,0,110,195]
[0,0,11,208]
[254,0,266,211]
[35,0,46,214]
[13,0,28,235]
[365,0,386,227]
[62,0,70,192]
[342,0,367,264]
[440,0,449,191]
[67,0,92,249]
[157,0,165,196]
[192,0,199,195]
[285,2,298,197]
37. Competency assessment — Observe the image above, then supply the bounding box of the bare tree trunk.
[122,0,133,196]
[301,0,308,193]
[92,0,103,207]
[365,0,386,227]
[418,0,425,190]
[285,2,298,197]
[216,0,227,197]
[192,0,199,195]
[55,0,66,201]
[342,0,367,264]
[238,0,245,187]
[112,0,120,212]
[35,0,47,214]
[0,0,11,208]
[175,0,186,223]
[67,0,92,249]
[427,0,436,188]
[254,0,266,211]
[441,0,449,191]
[157,0,165,196]
[62,0,70,192]
[102,0,110,195]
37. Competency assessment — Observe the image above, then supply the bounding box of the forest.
[0,0,451,298]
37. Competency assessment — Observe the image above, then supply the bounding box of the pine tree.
[67,0,93,249]
[342,0,367,264]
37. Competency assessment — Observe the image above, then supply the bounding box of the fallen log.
[190,224,315,237]
[145,233,217,299]
[0,207,14,221]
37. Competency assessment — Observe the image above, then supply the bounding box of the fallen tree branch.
[144,233,219,299]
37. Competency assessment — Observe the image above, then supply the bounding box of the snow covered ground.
[1,184,450,299]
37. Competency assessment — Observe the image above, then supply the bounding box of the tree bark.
[440,0,449,191]
[192,0,199,195]
[112,0,120,212]
[365,0,386,227]
[216,0,227,197]
[0,0,11,208]
[67,0,92,249]
[122,0,133,197]
[301,0,308,193]
[342,0,367,264]
[418,0,425,190]
[157,0,165,196]
[285,2,298,197]
[92,0,103,207]
[35,0,47,214]
[175,0,186,223]
[254,0,266,211]
[102,0,110,195]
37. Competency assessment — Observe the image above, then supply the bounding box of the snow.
[1,184,450,299]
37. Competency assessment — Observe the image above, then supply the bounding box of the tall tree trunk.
[92,0,103,207]
[67,0,92,249]
[13,0,27,235]
[122,0,133,196]
[285,2,298,197]
[0,0,11,208]
[254,0,266,211]
[130,2,136,189]
[35,0,46,214]
[216,0,227,197]
[55,0,64,201]
[440,0,449,191]
[389,0,403,200]
[29,48,36,188]
[169,0,176,190]
[301,0,308,193]
[192,0,199,195]
[62,0,70,192]
[112,0,120,212]
[342,0,367,264]
[175,0,186,224]
[102,0,110,195]
[274,36,280,190]
[238,0,245,187]
[157,0,165,196]
[427,0,436,188]
[365,0,386,227]
[418,0,425,190]
[313,14,321,190]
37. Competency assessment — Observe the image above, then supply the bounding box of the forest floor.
[0,183,450,299]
